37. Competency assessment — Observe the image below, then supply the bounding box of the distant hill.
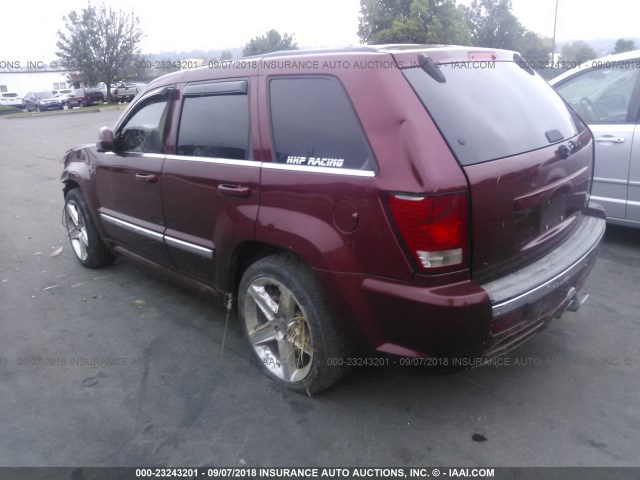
[145,48,244,61]
[557,38,640,57]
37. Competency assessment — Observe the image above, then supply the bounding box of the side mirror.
[97,126,114,152]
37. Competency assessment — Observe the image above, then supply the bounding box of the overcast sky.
[2,0,639,61]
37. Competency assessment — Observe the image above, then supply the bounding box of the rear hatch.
[398,48,593,283]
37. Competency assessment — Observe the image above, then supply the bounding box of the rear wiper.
[418,54,446,83]
[545,129,565,143]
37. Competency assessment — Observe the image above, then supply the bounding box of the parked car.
[53,88,74,104]
[23,91,63,112]
[0,92,23,108]
[66,88,104,109]
[550,50,640,227]
[97,81,139,103]
[61,46,606,393]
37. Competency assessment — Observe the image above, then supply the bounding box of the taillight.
[113,89,118,95]
[387,192,468,272]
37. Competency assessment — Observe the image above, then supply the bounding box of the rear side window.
[269,77,376,172]
[177,94,249,160]
[404,62,584,166]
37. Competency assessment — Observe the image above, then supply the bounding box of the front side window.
[269,77,376,171]
[177,93,249,160]
[115,94,170,154]
[555,65,640,124]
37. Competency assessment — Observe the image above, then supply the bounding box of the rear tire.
[238,253,352,394]
[64,189,115,268]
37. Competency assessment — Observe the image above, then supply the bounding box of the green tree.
[358,0,470,45]
[467,0,524,50]
[220,50,234,61]
[56,2,144,98]
[517,31,551,66]
[613,38,636,54]
[243,30,298,56]
[561,41,596,64]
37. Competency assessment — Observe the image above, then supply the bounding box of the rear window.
[403,61,585,166]
[177,94,249,160]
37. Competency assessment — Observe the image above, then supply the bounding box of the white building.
[0,70,77,96]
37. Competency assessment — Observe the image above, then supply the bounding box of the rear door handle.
[595,136,625,144]
[135,173,159,184]
[218,184,251,198]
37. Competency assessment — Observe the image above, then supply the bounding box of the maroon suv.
[61,46,606,393]
[66,88,104,109]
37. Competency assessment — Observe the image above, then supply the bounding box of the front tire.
[64,189,115,268]
[238,253,352,394]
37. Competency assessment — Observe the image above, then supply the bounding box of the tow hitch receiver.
[555,287,589,318]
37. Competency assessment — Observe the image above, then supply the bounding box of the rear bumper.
[482,208,606,318]
[320,207,606,359]
[482,206,605,357]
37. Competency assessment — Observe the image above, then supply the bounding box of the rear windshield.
[403,61,585,166]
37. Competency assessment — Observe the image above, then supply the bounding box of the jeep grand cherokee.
[61,46,606,393]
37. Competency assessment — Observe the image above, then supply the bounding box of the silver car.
[551,50,640,228]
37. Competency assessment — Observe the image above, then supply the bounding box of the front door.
[95,87,175,265]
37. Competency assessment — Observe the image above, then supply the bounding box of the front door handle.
[135,173,159,184]
[218,184,251,198]
[595,136,625,144]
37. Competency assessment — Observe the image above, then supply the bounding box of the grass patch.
[0,105,25,116]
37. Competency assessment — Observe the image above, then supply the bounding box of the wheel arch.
[226,241,294,295]
[62,179,80,198]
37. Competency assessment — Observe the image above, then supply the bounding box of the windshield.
[35,92,55,99]
[403,61,585,166]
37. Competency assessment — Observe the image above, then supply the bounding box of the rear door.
[554,63,640,222]
[161,79,260,284]
[94,86,175,265]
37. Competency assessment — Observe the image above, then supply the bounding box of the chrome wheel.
[64,200,89,261]
[243,277,313,383]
